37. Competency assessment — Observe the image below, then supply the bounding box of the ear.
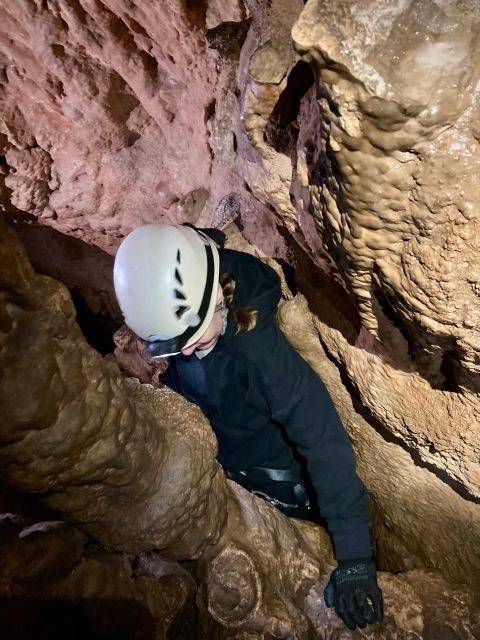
[216,283,224,305]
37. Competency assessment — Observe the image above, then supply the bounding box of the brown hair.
[219,272,257,334]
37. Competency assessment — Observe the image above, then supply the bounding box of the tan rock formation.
[264,0,480,576]
[278,295,480,591]
[0,217,329,637]
[291,0,480,390]
[0,219,226,558]
[1,0,480,636]
[0,514,197,639]
[2,219,480,638]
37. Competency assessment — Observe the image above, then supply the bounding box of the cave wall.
[1,0,480,636]
[287,0,480,581]
[2,208,480,640]
[0,0,286,256]
[231,0,480,583]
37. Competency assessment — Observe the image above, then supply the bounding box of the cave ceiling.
[0,0,480,638]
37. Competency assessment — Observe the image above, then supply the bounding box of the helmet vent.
[174,268,183,285]
[174,289,186,300]
[175,305,188,319]
[176,249,181,264]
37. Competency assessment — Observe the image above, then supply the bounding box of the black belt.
[229,466,303,484]
[225,466,312,516]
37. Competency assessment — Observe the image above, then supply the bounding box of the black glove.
[324,558,383,630]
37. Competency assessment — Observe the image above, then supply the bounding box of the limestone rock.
[278,294,480,592]
[291,0,480,389]
[0,513,196,639]
[0,219,227,558]
[0,0,285,257]
[113,324,168,387]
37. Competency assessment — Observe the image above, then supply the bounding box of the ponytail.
[219,272,257,334]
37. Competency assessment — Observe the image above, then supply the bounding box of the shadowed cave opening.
[69,288,117,355]
[264,60,315,155]
[6,216,123,356]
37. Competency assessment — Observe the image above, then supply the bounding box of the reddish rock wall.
[0,0,285,256]
[1,0,480,636]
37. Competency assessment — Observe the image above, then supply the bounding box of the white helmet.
[113,224,220,357]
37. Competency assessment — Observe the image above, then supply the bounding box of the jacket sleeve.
[248,323,372,561]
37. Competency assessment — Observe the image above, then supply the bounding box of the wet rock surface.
[0,219,226,558]
[1,0,480,637]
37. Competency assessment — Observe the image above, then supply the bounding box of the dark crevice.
[181,0,208,31]
[264,60,314,155]
[204,99,216,123]
[0,595,157,639]
[375,285,464,391]
[6,218,123,357]
[374,287,410,346]
[203,100,216,166]
[0,492,61,521]
[281,227,361,344]
[276,258,297,296]
[373,285,417,365]
[439,349,461,392]
[205,18,252,58]
[0,154,10,174]
[51,43,65,58]
[70,288,117,356]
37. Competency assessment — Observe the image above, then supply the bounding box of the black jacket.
[164,246,371,560]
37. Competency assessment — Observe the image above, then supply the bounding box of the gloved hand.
[324,558,383,630]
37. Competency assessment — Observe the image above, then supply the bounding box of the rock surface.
[0,0,285,256]
[3,205,480,638]
[235,0,480,583]
[0,219,226,558]
[1,0,480,637]
[0,513,197,639]
[288,0,480,500]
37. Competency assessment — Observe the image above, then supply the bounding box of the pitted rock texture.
[235,0,480,577]
[3,222,480,638]
[196,482,333,639]
[291,0,480,390]
[0,219,226,557]
[0,220,342,637]
[0,0,287,258]
[278,295,480,591]
[285,0,480,508]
